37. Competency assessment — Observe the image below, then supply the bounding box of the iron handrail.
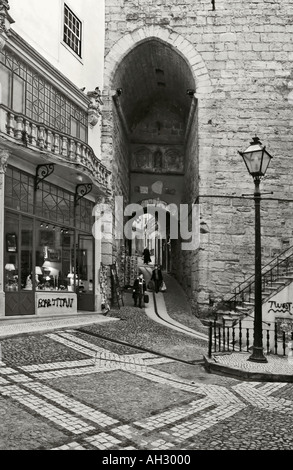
[236,244,293,294]
[227,245,293,307]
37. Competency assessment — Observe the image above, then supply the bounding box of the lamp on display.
[67,273,74,291]
[42,260,51,276]
[44,275,51,289]
[5,264,17,290]
[5,263,15,282]
[49,267,59,288]
[5,263,15,272]
[35,266,42,284]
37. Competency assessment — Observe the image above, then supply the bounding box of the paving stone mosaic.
[213,352,293,375]
[2,328,293,450]
[2,334,89,365]
[1,289,293,450]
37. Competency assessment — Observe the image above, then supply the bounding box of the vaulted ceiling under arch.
[112,39,196,140]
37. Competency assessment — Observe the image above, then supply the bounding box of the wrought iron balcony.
[0,104,111,193]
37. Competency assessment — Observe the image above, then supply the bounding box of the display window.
[35,224,75,292]
[4,214,79,293]
[4,213,19,292]
[4,166,96,315]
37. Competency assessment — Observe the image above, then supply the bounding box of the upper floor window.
[0,63,25,114]
[0,50,88,142]
[63,4,82,58]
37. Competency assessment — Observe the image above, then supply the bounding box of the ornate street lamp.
[238,136,273,363]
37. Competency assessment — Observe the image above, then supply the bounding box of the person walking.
[151,264,163,293]
[143,247,152,265]
[133,273,147,308]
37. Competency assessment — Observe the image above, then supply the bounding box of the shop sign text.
[38,297,74,308]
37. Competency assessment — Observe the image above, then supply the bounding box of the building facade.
[0,0,111,319]
[101,0,293,317]
[2,0,293,323]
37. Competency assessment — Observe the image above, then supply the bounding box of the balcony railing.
[0,105,111,192]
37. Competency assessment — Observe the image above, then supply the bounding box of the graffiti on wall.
[268,300,293,315]
[37,298,74,308]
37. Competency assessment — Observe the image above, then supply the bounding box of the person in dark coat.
[143,247,151,265]
[133,273,147,308]
[151,264,163,293]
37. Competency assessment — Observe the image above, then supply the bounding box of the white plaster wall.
[238,283,293,355]
[9,0,105,90]
[263,283,293,326]
[241,283,293,331]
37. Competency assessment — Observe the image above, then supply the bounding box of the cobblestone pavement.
[1,327,293,451]
[1,274,293,451]
[212,352,293,376]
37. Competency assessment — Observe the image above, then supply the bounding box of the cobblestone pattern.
[52,442,86,450]
[0,316,114,339]
[25,382,118,427]
[213,352,293,375]
[0,385,95,435]
[1,331,293,450]
[162,274,208,335]
[167,403,246,442]
[133,397,216,431]
[233,382,293,414]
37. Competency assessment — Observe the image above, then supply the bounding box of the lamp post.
[238,136,273,363]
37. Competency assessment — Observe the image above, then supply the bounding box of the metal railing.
[226,245,293,311]
[208,320,293,358]
[0,105,111,191]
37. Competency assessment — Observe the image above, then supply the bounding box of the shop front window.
[0,63,25,113]
[21,217,33,291]
[5,166,34,214]
[35,181,74,224]
[4,213,19,292]
[4,167,95,301]
[35,223,75,292]
[77,235,94,293]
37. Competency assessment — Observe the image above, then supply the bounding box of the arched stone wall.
[103,26,212,98]
[102,2,293,319]
[101,25,212,315]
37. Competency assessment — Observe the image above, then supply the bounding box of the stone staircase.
[217,246,293,326]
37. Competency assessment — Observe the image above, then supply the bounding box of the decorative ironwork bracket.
[74,183,93,207]
[35,163,55,191]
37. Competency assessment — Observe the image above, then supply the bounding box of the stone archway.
[101,25,213,201]
[101,25,213,314]
[103,26,212,98]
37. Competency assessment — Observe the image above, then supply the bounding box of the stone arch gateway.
[103,26,213,97]
[101,25,215,317]
[100,2,293,320]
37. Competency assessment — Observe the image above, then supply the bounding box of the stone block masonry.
[103,0,293,317]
